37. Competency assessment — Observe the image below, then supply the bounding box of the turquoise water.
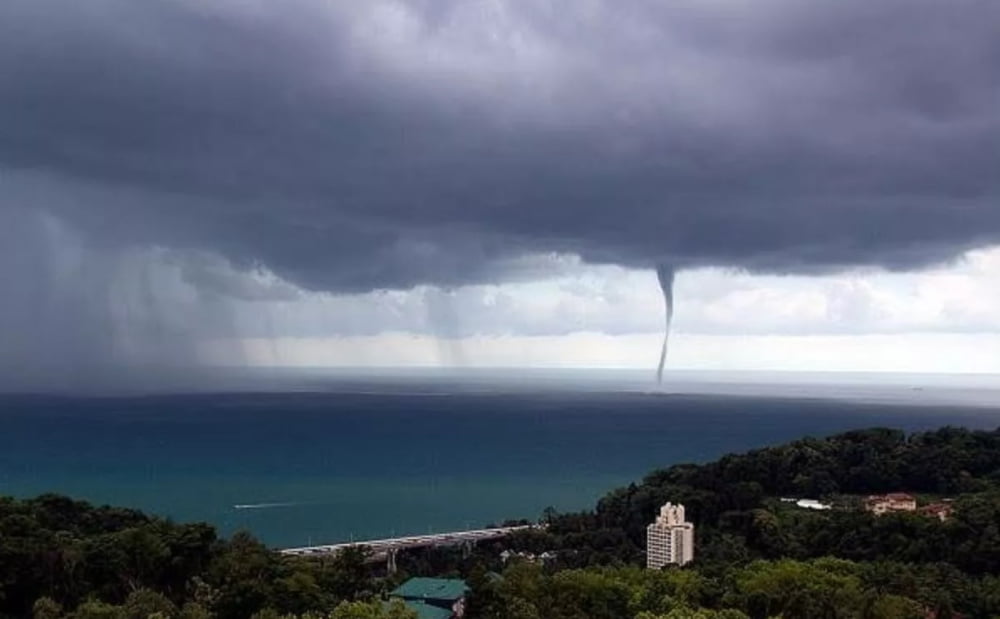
[2,387,999,547]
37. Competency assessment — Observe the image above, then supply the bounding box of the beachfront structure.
[646,502,695,569]
[865,492,917,515]
[390,577,470,619]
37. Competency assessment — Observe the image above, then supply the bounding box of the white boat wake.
[233,502,299,510]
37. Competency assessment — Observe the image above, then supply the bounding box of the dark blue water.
[1,389,998,547]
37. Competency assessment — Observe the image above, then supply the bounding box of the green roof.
[391,577,469,603]
[403,600,454,619]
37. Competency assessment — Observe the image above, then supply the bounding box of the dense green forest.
[507,427,1000,568]
[0,495,407,619]
[4,426,1000,618]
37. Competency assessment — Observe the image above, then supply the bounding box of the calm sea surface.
[2,373,1000,547]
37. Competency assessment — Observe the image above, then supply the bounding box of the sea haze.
[1,372,999,548]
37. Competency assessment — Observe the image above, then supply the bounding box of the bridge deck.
[281,524,538,557]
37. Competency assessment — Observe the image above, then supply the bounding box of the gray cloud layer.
[3,0,998,294]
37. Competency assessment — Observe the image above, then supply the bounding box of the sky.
[1,0,999,388]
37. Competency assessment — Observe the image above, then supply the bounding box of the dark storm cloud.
[2,0,999,293]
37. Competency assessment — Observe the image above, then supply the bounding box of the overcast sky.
[1,0,998,387]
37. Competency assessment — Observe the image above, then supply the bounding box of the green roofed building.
[390,577,470,618]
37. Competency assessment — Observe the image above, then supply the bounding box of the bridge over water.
[280,524,540,572]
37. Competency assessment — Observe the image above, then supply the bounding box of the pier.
[281,524,539,573]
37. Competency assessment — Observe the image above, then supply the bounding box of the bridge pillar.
[386,548,398,575]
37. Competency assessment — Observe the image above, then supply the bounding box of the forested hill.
[520,427,1000,568]
[482,426,1000,618]
[641,425,1000,498]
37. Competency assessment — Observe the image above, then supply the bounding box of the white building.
[795,499,832,511]
[646,502,695,569]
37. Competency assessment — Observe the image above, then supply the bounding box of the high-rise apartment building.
[646,502,694,568]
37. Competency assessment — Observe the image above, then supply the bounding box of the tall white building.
[646,502,694,569]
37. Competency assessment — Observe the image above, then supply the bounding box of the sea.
[2,369,999,548]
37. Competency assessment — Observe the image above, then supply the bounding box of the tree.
[177,602,213,619]
[33,597,64,619]
[209,531,277,619]
[272,569,325,616]
[122,588,177,619]
[321,548,371,601]
[863,594,923,619]
[329,600,417,619]
[71,599,126,619]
